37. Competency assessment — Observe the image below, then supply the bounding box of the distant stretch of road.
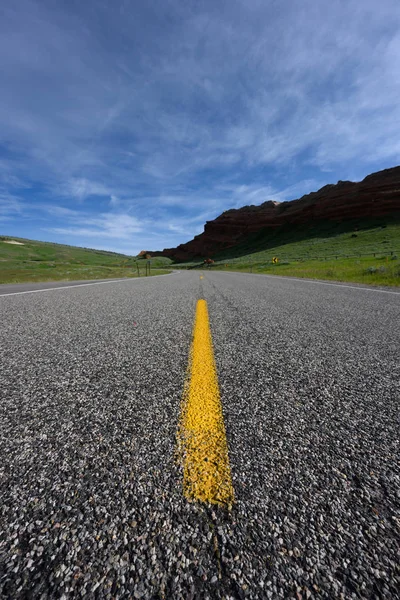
[1,272,399,599]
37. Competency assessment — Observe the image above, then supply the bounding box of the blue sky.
[1,0,399,255]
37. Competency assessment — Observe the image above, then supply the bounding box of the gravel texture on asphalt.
[0,277,145,296]
[0,271,399,599]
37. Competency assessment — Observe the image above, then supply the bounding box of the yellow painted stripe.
[178,299,234,506]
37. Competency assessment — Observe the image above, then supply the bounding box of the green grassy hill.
[0,236,172,284]
[3,216,400,286]
[214,217,400,260]
[179,218,400,286]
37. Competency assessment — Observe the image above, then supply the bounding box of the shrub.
[364,266,377,274]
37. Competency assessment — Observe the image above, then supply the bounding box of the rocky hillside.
[162,166,400,261]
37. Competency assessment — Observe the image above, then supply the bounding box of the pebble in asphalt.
[0,271,399,599]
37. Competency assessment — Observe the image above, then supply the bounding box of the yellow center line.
[177,299,234,507]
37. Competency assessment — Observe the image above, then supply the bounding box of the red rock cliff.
[162,166,400,261]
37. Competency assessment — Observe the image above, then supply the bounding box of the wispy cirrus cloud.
[58,179,116,202]
[0,191,25,222]
[47,212,143,239]
[0,0,399,252]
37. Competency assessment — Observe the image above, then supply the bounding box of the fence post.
[137,263,140,277]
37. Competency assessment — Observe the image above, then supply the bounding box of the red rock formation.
[137,250,164,258]
[162,166,400,261]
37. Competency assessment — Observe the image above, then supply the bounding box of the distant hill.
[161,166,400,261]
[0,236,171,284]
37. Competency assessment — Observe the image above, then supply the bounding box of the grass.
[3,217,399,287]
[178,218,400,287]
[0,236,172,284]
[213,216,400,261]
[209,256,400,287]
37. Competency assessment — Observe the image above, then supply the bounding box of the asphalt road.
[0,277,142,296]
[0,272,399,599]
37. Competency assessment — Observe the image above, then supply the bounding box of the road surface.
[1,272,399,599]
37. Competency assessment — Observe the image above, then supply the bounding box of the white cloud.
[58,179,116,201]
[1,0,400,251]
[0,193,24,221]
[109,195,120,207]
[215,179,327,208]
[2,0,398,182]
[48,212,143,239]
